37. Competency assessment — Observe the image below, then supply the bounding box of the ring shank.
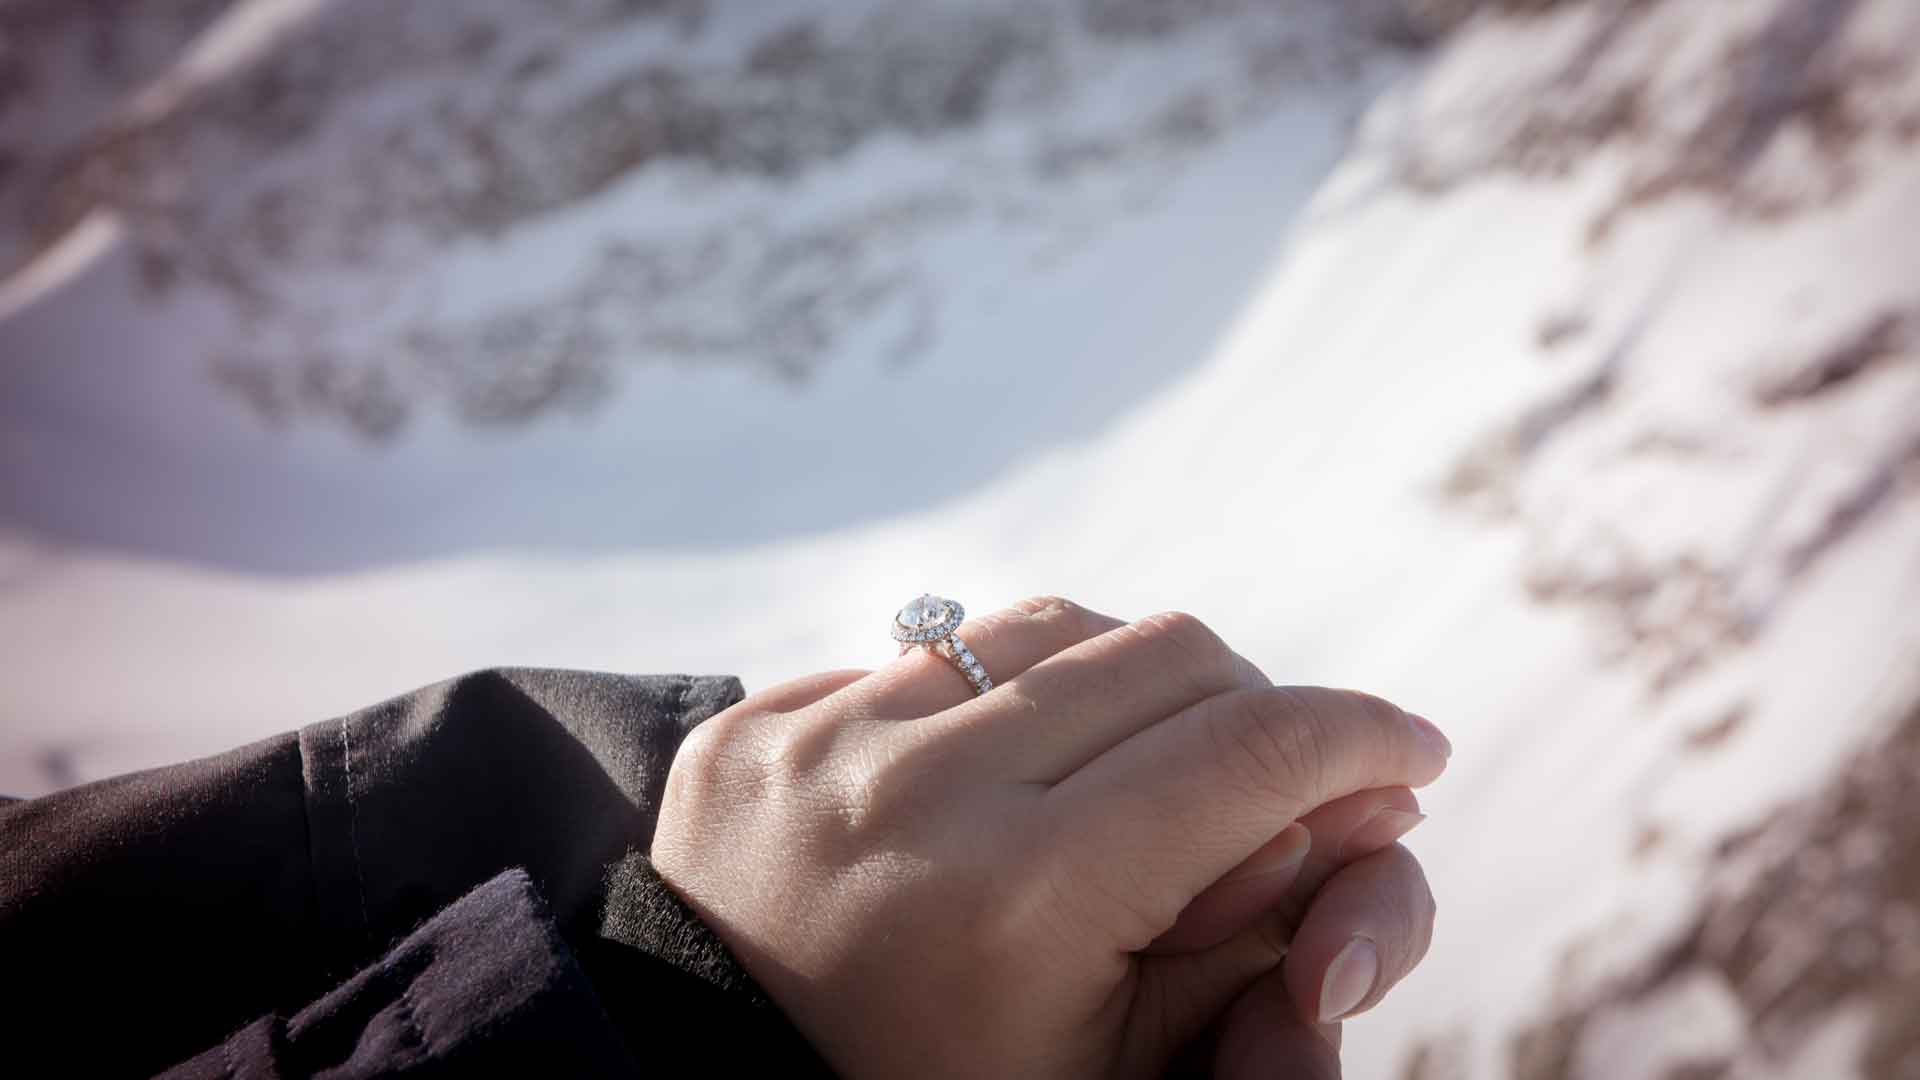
[901,633,992,696]
[941,634,994,695]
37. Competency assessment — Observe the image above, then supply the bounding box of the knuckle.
[674,711,748,777]
[1138,609,1218,650]
[1327,687,1419,778]
[664,711,765,817]
[1348,689,1409,743]
[1013,593,1079,619]
[1275,688,1347,791]
[1133,609,1234,679]
[1011,594,1104,640]
[1208,688,1331,803]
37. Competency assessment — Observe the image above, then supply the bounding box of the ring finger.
[834,595,1127,719]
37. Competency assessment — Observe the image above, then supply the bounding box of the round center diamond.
[898,594,949,629]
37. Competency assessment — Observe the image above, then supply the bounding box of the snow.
[5,1,1919,1077]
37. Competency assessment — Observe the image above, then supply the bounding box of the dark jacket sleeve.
[157,868,641,1079]
[0,668,832,1078]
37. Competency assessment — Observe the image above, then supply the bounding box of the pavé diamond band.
[891,594,993,696]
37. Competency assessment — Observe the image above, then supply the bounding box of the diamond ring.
[892,594,993,696]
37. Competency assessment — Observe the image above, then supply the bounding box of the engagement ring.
[892,594,992,696]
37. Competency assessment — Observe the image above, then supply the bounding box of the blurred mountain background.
[3,1,1918,1077]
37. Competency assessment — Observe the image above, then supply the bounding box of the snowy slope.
[5,1,1920,1077]
[1,0,1398,571]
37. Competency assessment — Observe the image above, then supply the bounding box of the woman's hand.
[651,597,1449,1078]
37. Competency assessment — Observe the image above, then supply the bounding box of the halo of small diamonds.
[891,593,965,643]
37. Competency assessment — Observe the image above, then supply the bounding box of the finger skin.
[1047,685,1449,947]
[1284,844,1436,1024]
[1261,786,1424,940]
[732,669,872,715]
[1132,790,1428,1064]
[931,610,1271,783]
[1204,848,1434,1076]
[1146,786,1421,955]
[1214,966,1343,1080]
[844,595,1125,718]
[1145,823,1312,955]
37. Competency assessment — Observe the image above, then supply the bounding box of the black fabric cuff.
[572,850,836,1075]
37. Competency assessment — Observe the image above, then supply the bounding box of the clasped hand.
[653,597,1450,1078]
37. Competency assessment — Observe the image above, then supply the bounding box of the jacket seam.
[340,718,372,947]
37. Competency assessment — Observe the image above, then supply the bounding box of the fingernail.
[1222,822,1312,883]
[1319,936,1380,1022]
[1408,713,1452,759]
[1337,808,1427,861]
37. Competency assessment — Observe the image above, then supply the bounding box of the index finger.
[1042,686,1450,949]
